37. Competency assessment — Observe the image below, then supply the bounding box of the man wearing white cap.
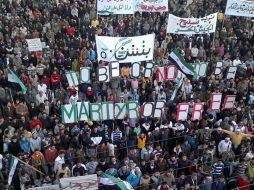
[218,137,232,155]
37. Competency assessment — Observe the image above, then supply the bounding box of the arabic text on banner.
[26,38,42,52]
[60,174,98,190]
[134,0,168,12]
[28,185,60,190]
[96,34,155,63]
[225,0,254,17]
[167,13,218,34]
[97,0,134,15]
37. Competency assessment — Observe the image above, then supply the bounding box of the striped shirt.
[236,163,247,176]
[111,131,122,144]
[212,162,224,176]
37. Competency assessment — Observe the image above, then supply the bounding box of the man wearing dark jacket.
[8,136,22,156]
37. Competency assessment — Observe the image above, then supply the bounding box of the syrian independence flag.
[169,50,195,79]
[8,156,19,185]
[7,68,27,94]
[66,71,79,86]
[170,74,184,101]
[99,173,134,190]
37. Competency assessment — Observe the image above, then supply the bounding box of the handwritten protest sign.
[176,103,189,121]
[210,93,222,111]
[96,34,154,63]
[60,175,98,190]
[225,0,254,17]
[222,95,236,110]
[193,62,208,80]
[134,0,168,12]
[97,0,134,15]
[167,13,218,34]
[26,38,42,52]
[62,101,166,123]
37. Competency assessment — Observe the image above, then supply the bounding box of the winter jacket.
[237,176,250,190]
[29,119,43,130]
[247,162,254,179]
[19,140,30,153]
[127,171,142,187]
[30,137,42,152]
[8,141,22,156]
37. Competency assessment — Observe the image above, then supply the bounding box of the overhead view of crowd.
[1,0,254,190]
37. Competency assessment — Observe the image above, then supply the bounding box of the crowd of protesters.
[1,0,254,190]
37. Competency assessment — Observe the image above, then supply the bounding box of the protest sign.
[131,62,141,78]
[80,67,91,83]
[210,93,222,111]
[214,61,223,76]
[91,137,103,145]
[61,104,78,123]
[110,61,120,77]
[191,103,204,121]
[29,185,60,190]
[226,66,237,79]
[77,102,89,121]
[61,101,139,123]
[115,103,127,119]
[66,62,154,87]
[101,102,114,120]
[61,101,168,123]
[98,66,110,82]
[176,103,189,121]
[156,66,177,82]
[225,0,254,17]
[60,174,98,190]
[144,62,154,77]
[167,13,217,34]
[26,38,42,52]
[97,0,134,15]
[96,34,154,63]
[142,101,165,117]
[134,0,168,12]
[222,95,236,110]
[192,62,208,80]
[66,71,79,86]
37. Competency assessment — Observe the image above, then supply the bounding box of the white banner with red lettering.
[210,93,222,111]
[134,0,168,12]
[191,103,204,121]
[176,103,189,121]
[222,95,236,110]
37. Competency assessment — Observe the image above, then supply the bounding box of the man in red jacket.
[50,70,61,92]
[45,144,58,168]
[29,116,43,130]
[237,175,250,190]
[66,25,75,38]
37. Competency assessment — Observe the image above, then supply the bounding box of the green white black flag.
[7,68,27,94]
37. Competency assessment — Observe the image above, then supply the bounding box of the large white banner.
[60,175,98,190]
[26,38,42,52]
[167,13,218,34]
[97,0,134,15]
[135,0,168,12]
[96,34,154,63]
[29,185,60,190]
[225,0,254,17]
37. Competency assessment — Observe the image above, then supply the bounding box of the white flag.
[8,156,18,185]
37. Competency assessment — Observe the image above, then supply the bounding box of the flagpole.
[12,155,45,176]
[9,89,14,104]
